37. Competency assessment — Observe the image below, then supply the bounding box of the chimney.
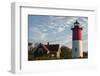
[47,42,49,45]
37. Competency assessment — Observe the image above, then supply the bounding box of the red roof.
[35,43,59,54]
[45,44,59,52]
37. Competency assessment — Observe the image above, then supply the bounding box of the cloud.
[42,29,48,32]
[29,27,48,42]
[41,33,47,39]
[66,17,78,25]
[28,15,88,51]
[48,25,55,29]
[57,27,65,32]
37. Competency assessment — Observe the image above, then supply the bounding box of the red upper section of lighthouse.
[71,21,83,40]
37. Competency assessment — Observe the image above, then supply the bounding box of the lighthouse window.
[75,48,77,52]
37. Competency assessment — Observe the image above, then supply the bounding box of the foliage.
[28,45,88,60]
[60,46,72,59]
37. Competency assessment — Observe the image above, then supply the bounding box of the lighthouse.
[71,20,83,58]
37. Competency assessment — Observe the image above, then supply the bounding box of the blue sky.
[28,15,88,51]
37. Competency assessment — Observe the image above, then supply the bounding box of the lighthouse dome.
[74,20,80,25]
[74,20,83,28]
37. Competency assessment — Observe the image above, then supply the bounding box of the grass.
[28,51,88,61]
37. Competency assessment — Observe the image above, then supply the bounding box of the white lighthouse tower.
[71,20,83,58]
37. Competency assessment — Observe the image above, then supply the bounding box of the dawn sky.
[28,15,88,51]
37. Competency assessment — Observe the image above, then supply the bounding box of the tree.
[60,46,72,59]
